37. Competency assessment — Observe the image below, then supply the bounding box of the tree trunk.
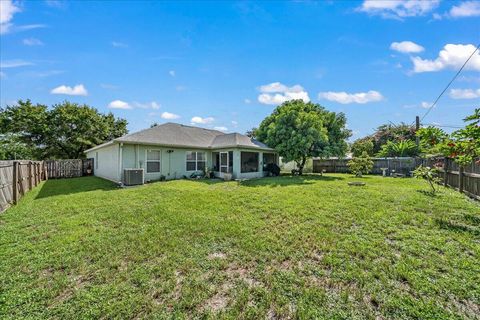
[297,157,307,175]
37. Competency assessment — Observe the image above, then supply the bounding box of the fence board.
[0,160,46,212]
[45,159,93,179]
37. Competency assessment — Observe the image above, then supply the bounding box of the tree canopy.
[441,108,480,166]
[350,137,374,157]
[255,100,351,174]
[351,122,420,157]
[0,100,128,160]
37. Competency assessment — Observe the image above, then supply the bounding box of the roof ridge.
[169,122,226,134]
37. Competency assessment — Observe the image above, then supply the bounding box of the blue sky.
[1,0,479,140]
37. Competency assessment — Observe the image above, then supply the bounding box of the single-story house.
[85,122,278,183]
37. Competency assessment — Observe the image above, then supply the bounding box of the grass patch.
[1,174,479,319]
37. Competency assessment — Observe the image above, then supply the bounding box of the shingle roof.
[86,123,273,152]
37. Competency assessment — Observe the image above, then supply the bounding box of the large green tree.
[350,137,375,157]
[0,133,36,160]
[256,100,351,174]
[0,100,128,160]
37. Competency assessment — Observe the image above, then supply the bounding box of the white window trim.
[220,151,229,173]
[186,151,207,171]
[145,149,161,174]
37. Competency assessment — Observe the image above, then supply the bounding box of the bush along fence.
[313,157,480,200]
[421,157,479,201]
[0,158,94,213]
[313,157,420,176]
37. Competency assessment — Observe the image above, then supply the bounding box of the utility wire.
[422,123,464,129]
[417,43,480,124]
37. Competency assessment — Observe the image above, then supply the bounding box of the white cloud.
[358,0,439,19]
[449,88,480,99]
[411,44,480,73]
[15,24,46,32]
[133,101,160,109]
[25,70,64,78]
[191,116,214,124]
[259,82,289,93]
[50,84,88,96]
[111,41,128,48]
[450,1,480,18]
[420,101,433,108]
[161,112,180,119]
[0,1,46,35]
[23,38,44,46]
[244,98,251,104]
[231,120,238,127]
[257,82,310,105]
[214,126,228,132]
[0,0,20,34]
[390,41,424,53]
[0,59,33,68]
[318,90,384,104]
[108,100,132,110]
[169,70,175,77]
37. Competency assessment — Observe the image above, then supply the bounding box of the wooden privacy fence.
[313,157,480,199]
[313,157,420,175]
[45,158,94,179]
[421,157,479,200]
[0,158,94,213]
[0,160,47,213]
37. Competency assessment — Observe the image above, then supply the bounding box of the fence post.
[28,161,33,191]
[12,161,19,204]
[35,163,39,186]
[459,166,464,194]
[444,158,448,187]
[44,161,48,181]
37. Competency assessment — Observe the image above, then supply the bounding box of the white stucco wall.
[86,143,120,182]
[121,144,213,182]
[86,142,277,183]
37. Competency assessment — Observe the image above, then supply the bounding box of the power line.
[417,43,480,124]
[422,123,463,129]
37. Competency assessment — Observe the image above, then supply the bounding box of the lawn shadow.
[239,174,344,187]
[435,218,480,237]
[36,176,118,200]
[416,189,440,197]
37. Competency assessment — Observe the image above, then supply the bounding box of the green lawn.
[1,175,479,319]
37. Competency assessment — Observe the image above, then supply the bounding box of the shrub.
[413,165,441,194]
[377,140,419,157]
[348,151,374,177]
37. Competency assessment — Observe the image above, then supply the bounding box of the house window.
[241,152,259,173]
[95,152,98,169]
[146,150,161,173]
[186,151,206,171]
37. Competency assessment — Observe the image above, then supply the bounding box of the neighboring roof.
[85,122,274,153]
